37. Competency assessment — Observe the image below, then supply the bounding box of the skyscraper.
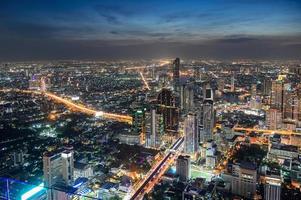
[61,151,74,186]
[173,58,180,93]
[184,112,198,154]
[199,86,215,143]
[266,108,282,130]
[43,149,74,199]
[157,88,179,132]
[132,108,146,136]
[230,75,235,92]
[231,162,257,199]
[263,78,272,96]
[271,79,284,111]
[180,84,194,113]
[176,155,191,182]
[145,107,164,148]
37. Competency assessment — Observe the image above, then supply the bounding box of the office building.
[43,149,74,199]
[271,79,284,112]
[231,162,257,199]
[266,108,282,130]
[146,107,164,148]
[132,108,145,135]
[173,58,180,93]
[61,151,74,186]
[264,175,281,200]
[74,162,93,179]
[157,88,179,132]
[284,93,300,121]
[263,78,272,96]
[176,155,191,182]
[199,86,215,143]
[184,113,198,154]
[230,75,235,92]
[199,85,215,143]
[180,84,194,113]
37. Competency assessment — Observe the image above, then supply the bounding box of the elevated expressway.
[0,88,132,124]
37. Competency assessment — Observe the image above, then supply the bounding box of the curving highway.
[0,88,133,124]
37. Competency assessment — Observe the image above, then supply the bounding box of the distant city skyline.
[0,0,300,61]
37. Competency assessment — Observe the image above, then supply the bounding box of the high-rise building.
[157,88,179,132]
[266,108,282,130]
[176,155,191,182]
[184,113,198,154]
[263,78,272,96]
[145,107,164,148]
[43,149,74,199]
[230,75,235,92]
[173,58,180,93]
[231,162,257,199]
[180,84,194,113]
[61,151,74,186]
[264,175,281,200]
[284,93,300,121]
[132,108,146,136]
[271,79,284,111]
[199,86,215,143]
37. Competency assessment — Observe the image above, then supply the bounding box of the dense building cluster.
[0,59,301,199]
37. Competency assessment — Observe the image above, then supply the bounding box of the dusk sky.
[0,0,301,61]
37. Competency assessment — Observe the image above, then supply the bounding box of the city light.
[21,183,45,200]
[139,72,150,90]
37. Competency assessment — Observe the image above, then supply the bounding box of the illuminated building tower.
[283,92,298,120]
[61,151,74,186]
[145,111,152,148]
[173,58,180,93]
[199,86,215,143]
[43,149,74,199]
[264,175,281,200]
[271,79,285,112]
[230,75,235,92]
[184,113,198,154]
[180,84,194,113]
[146,107,164,148]
[132,108,146,136]
[176,155,191,182]
[157,88,179,132]
[266,108,282,130]
[231,162,257,199]
[298,84,301,121]
[263,78,272,96]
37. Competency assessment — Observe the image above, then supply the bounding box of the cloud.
[94,4,139,25]
[216,37,259,44]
